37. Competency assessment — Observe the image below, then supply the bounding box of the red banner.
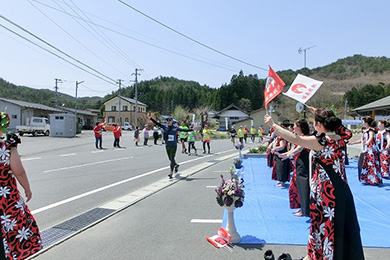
[264,66,285,108]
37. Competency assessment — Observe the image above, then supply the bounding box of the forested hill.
[1,55,390,115]
[0,78,102,110]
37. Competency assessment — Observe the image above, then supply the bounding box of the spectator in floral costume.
[0,111,42,259]
[265,107,364,260]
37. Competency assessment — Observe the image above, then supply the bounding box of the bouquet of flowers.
[216,170,245,208]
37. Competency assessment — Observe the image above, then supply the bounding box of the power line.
[30,0,242,73]
[0,14,117,84]
[116,0,268,72]
[59,0,141,69]
[0,21,116,86]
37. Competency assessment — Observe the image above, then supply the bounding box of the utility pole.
[132,68,143,127]
[117,79,123,125]
[298,45,317,68]
[344,99,348,119]
[54,78,62,107]
[75,80,84,134]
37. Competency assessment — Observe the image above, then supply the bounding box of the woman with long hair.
[376,120,390,178]
[277,118,310,217]
[264,108,364,260]
[351,117,382,185]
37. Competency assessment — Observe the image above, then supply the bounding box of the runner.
[150,115,191,179]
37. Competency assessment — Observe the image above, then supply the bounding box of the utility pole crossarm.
[298,45,317,68]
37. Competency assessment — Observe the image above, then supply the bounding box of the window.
[55,116,64,120]
[111,106,116,111]
[123,106,128,111]
[229,117,239,120]
[11,115,17,119]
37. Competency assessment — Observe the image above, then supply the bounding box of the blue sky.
[0,0,389,97]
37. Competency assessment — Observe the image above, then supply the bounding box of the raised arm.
[264,114,324,152]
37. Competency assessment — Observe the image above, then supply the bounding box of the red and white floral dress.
[288,144,300,209]
[0,136,42,259]
[376,129,390,178]
[360,128,382,185]
[308,126,364,260]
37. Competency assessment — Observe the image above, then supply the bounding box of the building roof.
[354,95,390,113]
[58,107,97,116]
[0,97,62,112]
[104,96,147,107]
[215,104,249,116]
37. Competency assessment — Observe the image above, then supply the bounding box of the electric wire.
[0,22,116,86]
[30,0,242,73]
[58,0,141,70]
[68,0,141,70]
[0,14,116,84]
[27,0,130,79]
[116,0,268,72]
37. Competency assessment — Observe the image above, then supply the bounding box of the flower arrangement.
[216,169,245,208]
[0,111,10,134]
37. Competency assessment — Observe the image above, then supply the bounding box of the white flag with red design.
[283,74,323,104]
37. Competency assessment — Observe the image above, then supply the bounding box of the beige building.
[233,108,279,134]
[103,96,148,128]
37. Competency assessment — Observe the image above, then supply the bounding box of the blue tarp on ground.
[222,157,390,247]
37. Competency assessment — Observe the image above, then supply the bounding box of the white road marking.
[32,152,235,215]
[32,163,169,214]
[213,170,227,173]
[190,219,222,224]
[206,186,218,188]
[60,153,76,157]
[43,157,134,173]
[21,157,42,161]
[91,150,105,153]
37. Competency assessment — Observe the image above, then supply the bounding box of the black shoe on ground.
[174,164,179,173]
[277,253,292,260]
[203,151,206,154]
[264,249,275,260]
[168,172,173,179]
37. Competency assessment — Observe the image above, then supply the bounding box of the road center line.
[21,157,42,161]
[60,153,76,157]
[32,154,226,215]
[43,157,134,173]
[190,219,222,224]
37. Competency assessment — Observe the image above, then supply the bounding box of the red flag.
[264,66,285,108]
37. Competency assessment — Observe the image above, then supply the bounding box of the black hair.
[378,120,389,128]
[314,108,342,132]
[362,116,377,128]
[294,118,310,135]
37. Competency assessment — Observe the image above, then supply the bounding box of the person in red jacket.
[113,124,122,148]
[93,122,103,149]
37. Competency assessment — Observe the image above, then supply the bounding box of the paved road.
[17,131,388,259]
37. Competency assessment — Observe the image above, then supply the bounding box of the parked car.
[216,127,228,131]
[16,117,50,136]
[122,122,133,131]
[102,123,116,131]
